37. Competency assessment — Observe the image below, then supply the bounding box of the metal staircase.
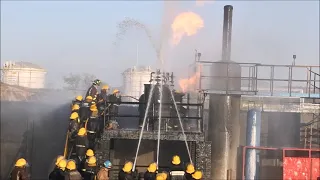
[300,69,320,149]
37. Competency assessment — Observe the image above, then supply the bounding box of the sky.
[1,1,319,89]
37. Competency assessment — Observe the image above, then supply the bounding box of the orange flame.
[171,12,204,46]
[179,65,202,93]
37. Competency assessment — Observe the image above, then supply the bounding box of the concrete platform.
[101,129,205,141]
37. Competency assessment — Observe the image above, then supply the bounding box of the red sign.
[283,157,310,180]
[311,158,320,180]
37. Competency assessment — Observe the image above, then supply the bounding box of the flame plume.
[171,12,204,46]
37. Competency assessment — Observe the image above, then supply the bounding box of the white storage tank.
[122,66,152,102]
[1,61,47,89]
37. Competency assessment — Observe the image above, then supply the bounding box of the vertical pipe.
[245,109,261,180]
[222,5,233,61]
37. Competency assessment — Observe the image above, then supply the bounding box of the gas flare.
[179,65,202,93]
[171,12,204,46]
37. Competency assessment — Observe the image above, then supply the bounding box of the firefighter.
[10,158,30,180]
[71,104,80,114]
[144,162,157,180]
[86,105,100,149]
[118,161,134,180]
[72,95,83,108]
[191,171,202,180]
[138,93,146,128]
[49,159,67,180]
[75,128,89,165]
[184,163,195,180]
[97,85,110,134]
[65,160,82,180]
[82,156,98,180]
[78,148,95,173]
[79,96,93,126]
[156,173,167,180]
[86,79,101,101]
[109,89,121,118]
[169,155,185,179]
[69,112,80,140]
[97,160,112,180]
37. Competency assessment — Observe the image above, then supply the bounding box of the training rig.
[93,70,211,179]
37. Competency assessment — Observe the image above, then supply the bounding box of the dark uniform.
[75,134,89,158]
[118,170,134,180]
[109,94,121,117]
[69,120,80,140]
[10,167,30,180]
[82,165,98,180]
[79,102,91,126]
[86,111,99,149]
[144,171,156,180]
[86,85,99,100]
[49,167,65,180]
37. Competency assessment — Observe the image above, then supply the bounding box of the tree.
[63,73,82,91]
[63,73,97,92]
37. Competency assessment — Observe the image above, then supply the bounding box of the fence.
[189,61,320,98]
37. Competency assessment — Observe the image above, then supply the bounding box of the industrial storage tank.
[1,61,47,89]
[122,66,152,102]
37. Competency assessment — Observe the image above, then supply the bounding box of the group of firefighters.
[10,154,203,180]
[9,79,204,180]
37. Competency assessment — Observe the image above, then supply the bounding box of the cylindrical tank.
[208,5,241,180]
[245,109,261,180]
[122,66,153,102]
[2,61,47,89]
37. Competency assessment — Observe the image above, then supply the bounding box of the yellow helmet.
[76,95,83,101]
[102,85,109,90]
[15,158,27,167]
[172,155,181,165]
[122,161,133,173]
[147,162,157,173]
[72,104,80,111]
[87,156,97,166]
[78,128,86,136]
[86,96,93,101]
[58,159,67,170]
[192,170,203,180]
[186,163,195,174]
[70,112,79,120]
[113,89,120,94]
[90,105,97,112]
[55,155,64,165]
[156,173,165,180]
[66,160,76,170]
[86,149,94,157]
[161,172,168,179]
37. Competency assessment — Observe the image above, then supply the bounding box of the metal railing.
[188,61,320,98]
[105,101,204,133]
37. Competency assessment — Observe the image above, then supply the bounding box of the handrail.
[63,131,69,158]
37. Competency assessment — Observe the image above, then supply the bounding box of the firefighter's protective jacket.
[97,167,110,180]
[118,170,134,180]
[75,135,89,157]
[86,85,98,100]
[82,166,98,180]
[10,167,30,180]
[49,167,65,180]
[144,171,156,180]
[65,170,82,180]
[69,121,80,139]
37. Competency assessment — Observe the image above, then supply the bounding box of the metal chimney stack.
[221,5,233,61]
